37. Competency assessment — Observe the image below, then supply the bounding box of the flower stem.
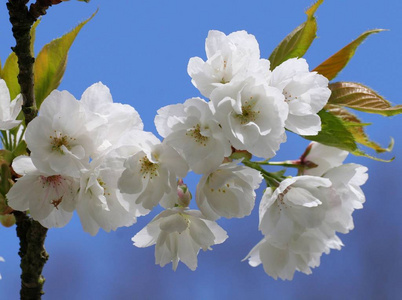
[242,160,283,187]
[255,159,301,169]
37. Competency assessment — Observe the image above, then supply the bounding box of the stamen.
[139,156,159,179]
[49,130,75,154]
[186,124,209,146]
[235,98,260,124]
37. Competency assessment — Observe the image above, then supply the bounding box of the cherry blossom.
[245,229,343,280]
[132,207,227,271]
[7,156,79,228]
[25,90,104,178]
[321,164,368,233]
[155,97,231,174]
[210,77,288,158]
[117,131,189,210]
[0,79,22,130]
[196,161,262,220]
[76,157,139,236]
[188,30,270,98]
[302,142,349,177]
[80,82,143,148]
[259,176,332,246]
[269,58,331,136]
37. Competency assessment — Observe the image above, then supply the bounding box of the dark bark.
[7,0,58,126]
[6,0,58,299]
[14,212,49,300]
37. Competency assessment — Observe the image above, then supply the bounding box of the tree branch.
[7,0,58,126]
[6,0,57,298]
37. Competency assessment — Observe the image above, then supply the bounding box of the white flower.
[76,156,140,236]
[155,97,231,174]
[321,163,368,234]
[244,229,343,280]
[80,82,143,148]
[302,142,348,177]
[188,30,270,98]
[300,143,368,233]
[210,78,288,158]
[25,90,104,178]
[259,176,332,246]
[0,256,4,280]
[196,161,262,220]
[269,58,331,136]
[117,131,189,210]
[0,79,22,130]
[7,156,79,228]
[133,208,228,271]
[253,160,368,280]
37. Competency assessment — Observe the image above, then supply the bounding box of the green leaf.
[352,149,394,162]
[0,19,41,100]
[326,104,393,153]
[328,82,402,116]
[34,10,97,108]
[0,150,13,165]
[12,140,28,158]
[268,0,323,70]
[302,110,357,152]
[0,53,20,100]
[313,29,385,81]
[30,19,41,55]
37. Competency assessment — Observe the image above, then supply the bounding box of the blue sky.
[1,0,402,299]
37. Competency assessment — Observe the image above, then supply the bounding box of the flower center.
[283,89,298,103]
[139,156,159,179]
[235,98,260,125]
[207,172,230,194]
[49,131,74,154]
[276,186,291,210]
[186,124,209,146]
[39,175,69,208]
[97,178,111,196]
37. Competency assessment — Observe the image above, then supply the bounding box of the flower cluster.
[244,142,368,280]
[2,30,368,279]
[184,30,330,162]
[7,83,146,235]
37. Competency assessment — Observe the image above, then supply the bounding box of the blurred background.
[1,0,401,299]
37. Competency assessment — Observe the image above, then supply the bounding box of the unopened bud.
[0,214,16,227]
[177,179,192,207]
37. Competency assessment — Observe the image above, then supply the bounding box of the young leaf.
[326,104,393,153]
[352,149,394,162]
[0,53,20,100]
[302,110,357,152]
[328,82,402,116]
[0,150,13,165]
[30,19,41,55]
[12,140,28,158]
[302,109,393,161]
[268,0,323,70]
[313,29,385,81]
[34,10,97,108]
[0,19,41,100]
